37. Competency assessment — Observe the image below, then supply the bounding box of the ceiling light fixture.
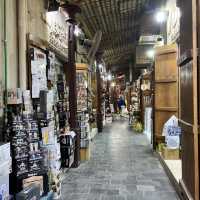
[74,25,82,37]
[155,11,167,23]
[146,49,155,58]
[111,82,116,87]
[98,64,103,69]
[107,74,112,81]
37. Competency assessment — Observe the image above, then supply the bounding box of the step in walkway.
[61,121,179,200]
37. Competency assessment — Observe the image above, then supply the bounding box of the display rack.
[76,64,92,161]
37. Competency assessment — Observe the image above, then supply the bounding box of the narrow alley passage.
[0,0,199,199]
[62,121,178,200]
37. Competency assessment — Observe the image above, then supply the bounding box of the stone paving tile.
[61,121,179,200]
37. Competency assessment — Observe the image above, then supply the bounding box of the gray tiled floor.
[61,121,179,200]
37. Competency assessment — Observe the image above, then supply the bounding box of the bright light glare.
[84,80,88,88]
[147,49,155,58]
[111,82,116,87]
[98,64,103,69]
[107,74,112,81]
[156,11,167,23]
[74,25,82,37]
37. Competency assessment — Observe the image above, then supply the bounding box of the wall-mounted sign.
[46,11,68,55]
[167,0,180,44]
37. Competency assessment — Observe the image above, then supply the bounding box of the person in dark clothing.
[118,96,126,114]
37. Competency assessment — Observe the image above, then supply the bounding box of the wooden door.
[154,44,178,144]
[178,0,199,199]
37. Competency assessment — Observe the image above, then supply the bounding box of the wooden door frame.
[192,0,199,199]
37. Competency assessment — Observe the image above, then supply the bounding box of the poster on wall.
[31,48,47,98]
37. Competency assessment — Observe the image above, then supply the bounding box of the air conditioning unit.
[135,44,154,68]
[139,35,164,45]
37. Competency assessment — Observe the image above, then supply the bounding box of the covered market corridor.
[0,0,199,199]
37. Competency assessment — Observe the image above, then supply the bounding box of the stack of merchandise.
[0,143,11,200]
[56,74,69,130]
[77,112,89,149]
[9,90,47,196]
[76,72,91,159]
[60,131,76,168]
[30,49,70,198]
[132,86,140,114]
[76,72,87,111]
[105,92,112,124]
[38,90,62,199]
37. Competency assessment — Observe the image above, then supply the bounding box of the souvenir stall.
[140,71,153,143]
[6,9,76,198]
[126,78,143,132]
[7,43,72,198]
[76,63,91,161]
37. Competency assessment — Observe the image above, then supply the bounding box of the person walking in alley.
[118,96,126,116]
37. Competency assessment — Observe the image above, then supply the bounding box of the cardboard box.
[80,148,90,161]
[161,146,180,160]
[23,176,43,195]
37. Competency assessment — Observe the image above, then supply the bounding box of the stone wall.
[0,0,18,89]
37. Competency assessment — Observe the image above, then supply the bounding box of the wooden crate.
[80,147,91,161]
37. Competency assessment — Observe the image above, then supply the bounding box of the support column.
[96,63,103,132]
[62,3,81,167]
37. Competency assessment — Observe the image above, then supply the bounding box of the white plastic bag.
[162,115,178,136]
[162,115,181,149]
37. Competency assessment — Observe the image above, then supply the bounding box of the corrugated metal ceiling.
[68,0,162,67]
